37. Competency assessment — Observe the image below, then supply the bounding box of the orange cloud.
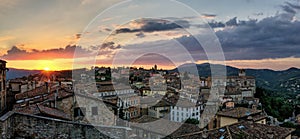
[1,45,92,60]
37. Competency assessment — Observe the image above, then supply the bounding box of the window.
[74,107,85,117]
[92,106,98,115]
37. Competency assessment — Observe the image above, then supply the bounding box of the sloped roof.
[173,121,295,139]
[217,107,261,118]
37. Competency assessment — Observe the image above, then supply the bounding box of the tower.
[238,69,246,76]
[154,64,157,71]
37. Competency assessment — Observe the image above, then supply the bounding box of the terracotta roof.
[174,121,295,139]
[97,83,132,92]
[13,104,71,120]
[15,85,59,100]
[130,116,182,136]
[37,104,71,120]
[174,99,197,108]
[217,107,261,118]
[14,88,74,108]
[14,104,40,115]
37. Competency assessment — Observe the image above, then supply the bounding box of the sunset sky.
[1,0,300,71]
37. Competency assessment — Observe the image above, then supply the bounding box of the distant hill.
[6,68,41,80]
[172,63,300,93]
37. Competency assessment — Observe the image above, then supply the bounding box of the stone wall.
[0,111,130,139]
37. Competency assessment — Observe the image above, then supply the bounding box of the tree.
[185,118,199,125]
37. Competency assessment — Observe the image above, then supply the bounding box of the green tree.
[185,118,199,125]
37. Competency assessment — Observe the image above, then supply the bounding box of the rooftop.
[0,59,7,63]
[130,116,182,136]
[14,104,71,120]
[217,107,262,118]
[172,121,295,139]
[173,99,197,108]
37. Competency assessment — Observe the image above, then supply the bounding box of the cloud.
[281,4,296,14]
[119,4,300,62]
[206,17,238,28]
[215,14,300,60]
[1,45,92,60]
[201,13,217,19]
[0,36,14,42]
[225,17,238,26]
[136,32,145,38]
[114,19,190,34]
[253,12,263,16]
[75,33,81,39]
[100,42,121,50]
[285,1,300,10]
[208,21,225,28]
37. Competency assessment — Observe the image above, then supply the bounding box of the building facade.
[170,99,201,123]
[0,60,7,113]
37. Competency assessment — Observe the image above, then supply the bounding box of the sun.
[44,67,50,71]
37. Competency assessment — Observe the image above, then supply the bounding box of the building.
[170,99,201,123]
[9,79,38,94]
[117,93,140,120]
[209,107,267,129]
[142,86,166,96]
[206,69,256,104]
[12,82,118,126]
[296,114,300,124]
[148,100,171,118]
[0,60,8,114]
[225,69,256,103]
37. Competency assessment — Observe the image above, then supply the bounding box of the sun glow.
[44,67,50,71]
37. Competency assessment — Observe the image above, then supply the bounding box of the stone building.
[225,69,256,103]
[0,60,8,114]
[206,69,256,103]
[0,111,131,139]
[13,83,118,126]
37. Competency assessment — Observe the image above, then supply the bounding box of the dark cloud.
[115,28,139,34]
[281,5,296,14]
[253,12,263,16]
[1,45,92,60]
[207,17,239,28]
[136,32,145,38]
[285,1,300,10]
[115,19,190,34]
[75,33,81,39]
[6,46,26,55]
[104,28,112,32]
[130,3,300,61]
[225,17,238,26]
[100,42,121,50]
[215,13,300,60]
[208,21,225,28]
[201,13,217,18]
